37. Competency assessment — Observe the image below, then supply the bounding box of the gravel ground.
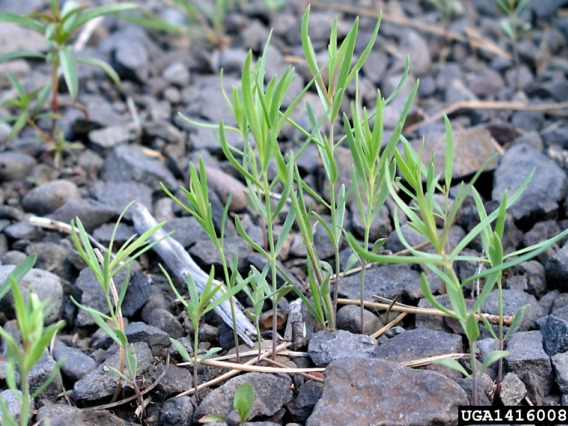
[1,0,568,424]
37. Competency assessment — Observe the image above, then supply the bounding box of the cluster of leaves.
[70,202,164,407]
[0,0,136,165]
[0,256,64,426]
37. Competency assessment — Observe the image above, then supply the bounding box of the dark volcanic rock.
[73,342,153,402]
[0,266,63,325]
[336,304,383,335]
[74,268,152,327]
[505,330,553,405]
[160,396,194,426]
[373,329,463,377]
[0,152,36,182]
[36,406,125,426]
[306,358,468,425]
[492,143,568,227]
[49,199,116,233]
[336,264,421,302]
[99,144,177,191]
[193,372,293,422]
[541,313,568,356]
[21,180,80,215]
[52,343,97,381]
[308,330,377,366]
[546,244,568,290]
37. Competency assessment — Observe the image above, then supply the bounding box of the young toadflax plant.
[348,115,568,404]
[0,255,65,426]
[70,202,164,407]
[0,0,137,165]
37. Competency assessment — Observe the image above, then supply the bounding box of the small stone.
[88,123,141,150]
[193,372,293,422]
[336,305,383,335]
[306,358,468,425]
[0,266,63,325]
[492,143,568,227]
[29,351,63,400]
[0,152,37,182]
[410,126,499,181]
[373,328,463,378]
[160,396,194,426]
[350,202,392,242]
[99,144,177,191]
[153,364,192,395]
[189,236,251,270]
[49,199,116,233]
[90,182,153,218]
[286,381,323,424]
[162,62,190,87]
[205,166,248,212]
[505,331,553,405]
[552,351,568,393]
[21,180,81,215]
[541,313,568,356]
[52,344,97,381]
[481,289,541,333]
[73,342,153,401]
[36,406,125,426]
[499,373,527,406]
[148,308,184,339]
[0,390,33,425]
[399,30,431,76]
[74,268,152,327]
[308,330,377,366]
[336,264,421,302]
[546,245,568,291]
[468,68,505,96]
[218,47,248,74]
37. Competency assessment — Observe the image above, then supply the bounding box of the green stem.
[262,175,279,359]
[496,276,504,396]
[329,181,338,331]
[50,55,60,140]
[194,324,200,402]
[219,247,240,363]
[470,340,478,406]
[19,373,30,426]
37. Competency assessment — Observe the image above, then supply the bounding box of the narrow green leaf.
[480,350,510,376]
[67,3,139,33]
[419,273,456,317]
[504,305,527,340]
[275,207,296,255]
[0,49,45,66]
[443,115,454,191]
[59,46,78,100]
[170,338,191,361]
[464,313,480,342]
[0,13,45,31]
[199,346,222,362]
[0,255,35,301]
[75,56,121,89]
[434,357,469,377]
[234,216,268,258]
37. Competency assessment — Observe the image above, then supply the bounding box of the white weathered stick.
[130,202,256,347]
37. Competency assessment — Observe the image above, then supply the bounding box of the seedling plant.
[0,255,65,426]
[495,0,531,88]
[164,266,249,401]
[0,0,137,164]
[70,202,164,405]
[347,116,568,403]
[200,382,255,423]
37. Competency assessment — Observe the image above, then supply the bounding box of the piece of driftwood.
[284,299,308,350]
[130,202,256,347]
